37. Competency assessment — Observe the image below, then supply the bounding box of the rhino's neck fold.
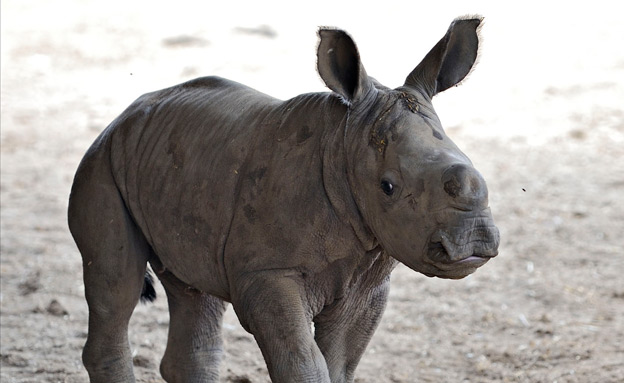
[321,102,377,251]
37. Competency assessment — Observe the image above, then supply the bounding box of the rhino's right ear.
[404,16,483,98]
[317,28,373,104]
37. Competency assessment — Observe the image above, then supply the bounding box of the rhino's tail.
[140,270,157,303]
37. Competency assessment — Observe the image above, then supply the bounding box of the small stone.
[18,272,41,295]
[46,299,68,316]
[132,354,154,368]
[1,353,30,367]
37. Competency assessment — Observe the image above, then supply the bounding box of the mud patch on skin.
[296,125,313,145]
[369,129,388,154]
[247,167,267,183]
[406,179,425,211]
[399,91,420,114]
[243,204,258,223]
[398,91,444,140]
[183,214,211,236]
[368,94,403,155]
[166,141,185,169]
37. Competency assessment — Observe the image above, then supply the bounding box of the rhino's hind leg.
[69,160,152,383]
[155,268,227,383]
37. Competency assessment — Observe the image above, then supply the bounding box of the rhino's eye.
[380,179,395,196]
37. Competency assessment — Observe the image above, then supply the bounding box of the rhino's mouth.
[425,224,499,278]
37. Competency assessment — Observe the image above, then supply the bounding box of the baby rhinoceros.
[69,15,500,383]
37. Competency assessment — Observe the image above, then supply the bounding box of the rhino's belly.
[135,182,233,300]
[119,135,246,300]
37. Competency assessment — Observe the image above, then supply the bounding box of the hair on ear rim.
[448,15,484,90]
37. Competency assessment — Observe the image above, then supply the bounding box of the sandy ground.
[1,1,623,382]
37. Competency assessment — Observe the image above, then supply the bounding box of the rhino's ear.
[317,28,373,104]
[404,16,482,98]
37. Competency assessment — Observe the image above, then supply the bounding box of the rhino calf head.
[318,17,499,279]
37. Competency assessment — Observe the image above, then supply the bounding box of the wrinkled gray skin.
[68,16,499,383]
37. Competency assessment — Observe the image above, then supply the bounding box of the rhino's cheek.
[374,225,430,270]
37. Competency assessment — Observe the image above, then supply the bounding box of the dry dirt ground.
[1,1,623,382]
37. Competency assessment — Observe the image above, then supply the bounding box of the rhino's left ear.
[317,28,373,104]
[404,16,483,98]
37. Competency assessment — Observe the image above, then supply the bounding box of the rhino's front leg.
[313,280,391,383]
[232,272,331,383]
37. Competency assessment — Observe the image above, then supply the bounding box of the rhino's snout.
[425,217,499,279]
[442,164,489,211]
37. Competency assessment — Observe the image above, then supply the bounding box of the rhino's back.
[105,76,281,297]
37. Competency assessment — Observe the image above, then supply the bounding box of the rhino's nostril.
[443,175,462,198]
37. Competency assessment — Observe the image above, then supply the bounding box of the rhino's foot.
[160,353,221,383]
[82,335,135,383]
